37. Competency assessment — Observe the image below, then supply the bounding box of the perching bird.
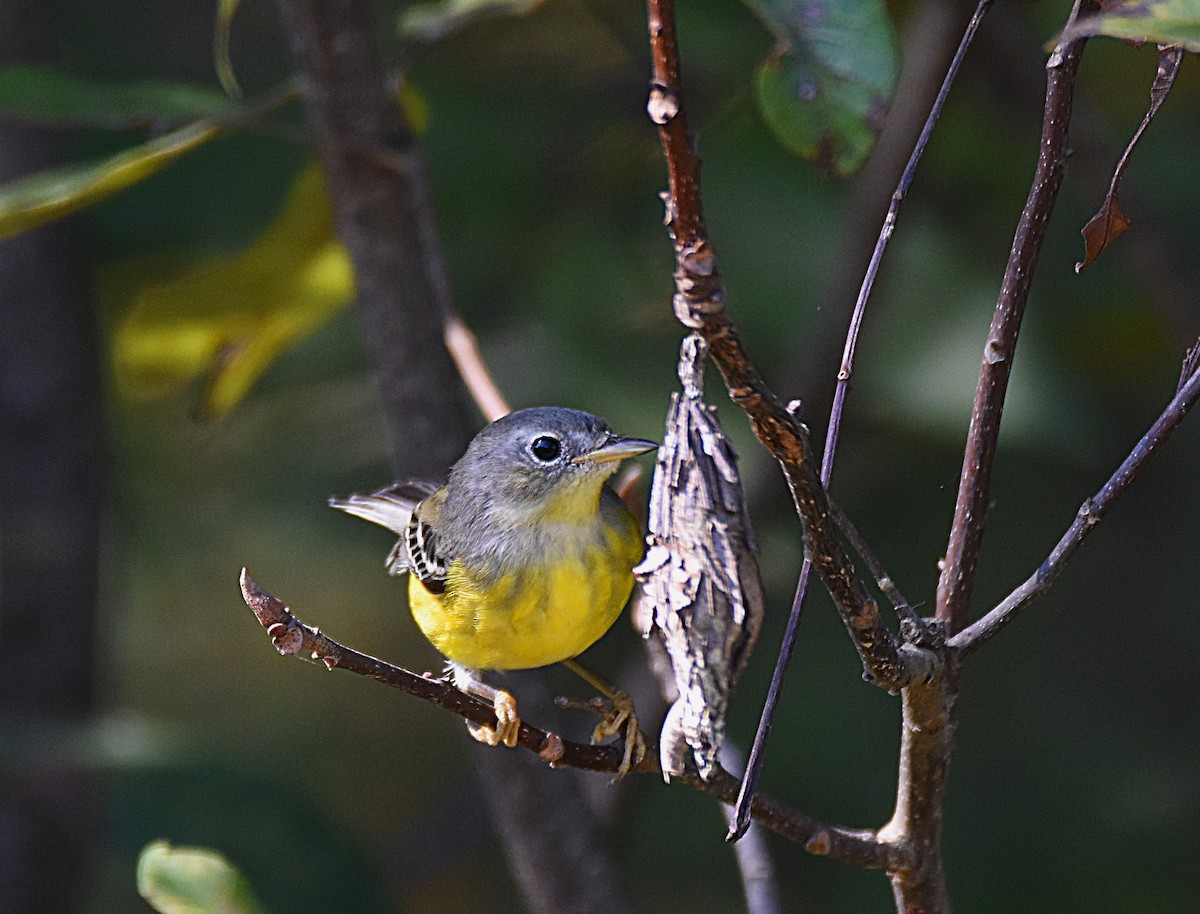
[330,407,656,764]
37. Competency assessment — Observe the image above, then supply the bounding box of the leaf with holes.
[748,0,897,176]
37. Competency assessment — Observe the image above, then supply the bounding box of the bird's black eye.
[530,435,561,462]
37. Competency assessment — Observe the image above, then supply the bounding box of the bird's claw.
[560,691,645,777]
[467,688,521,748]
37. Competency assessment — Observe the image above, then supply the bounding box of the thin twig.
[719,744,782,914]
[884,11,1098,911]
[237,569,896,865]
[443,316,511,422]
[645,0,927,697]
[950,350,1200,656]
[936,0,1099,634]
[730,0,992,841]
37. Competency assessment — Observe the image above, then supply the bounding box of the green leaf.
[0,118,224,239]
[399,0,546,42]
[1063,0,1200,50]
[0,65,238,124]
[113,162,355,419]
[137,841,267,914]
[747,0,897,176]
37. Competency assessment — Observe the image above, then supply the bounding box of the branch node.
[1078,498,1100,525]
[647,83,680,125]
[539,731,566,764]
[805,830,832,856]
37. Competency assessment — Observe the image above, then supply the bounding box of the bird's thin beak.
[573,436,657,465]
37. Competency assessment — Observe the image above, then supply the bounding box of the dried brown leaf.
[1074,44,1183,273]
[1076,193,1132,273]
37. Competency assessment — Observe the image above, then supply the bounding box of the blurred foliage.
[1064,0,1200,50]
[749,0,897,175]
[2,0,1199,912]
[113,162,354,419]
[138,841,266,914]
[0,117,224,239]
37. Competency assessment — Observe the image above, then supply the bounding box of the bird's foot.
[591,689,645,777]
[557,690,646,777]
[452,665,521,748]
[466,688,521,748]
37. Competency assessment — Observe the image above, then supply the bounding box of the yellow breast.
[407,518,642,670]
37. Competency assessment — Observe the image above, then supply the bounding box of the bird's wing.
[328,481,439,533]
[329,481,449,588]
[402,496,449,592]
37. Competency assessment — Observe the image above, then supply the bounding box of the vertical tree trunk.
[274,2,634,909]
[0,3,105,910]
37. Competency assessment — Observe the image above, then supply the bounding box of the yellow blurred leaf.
[0,119,223,240]
[114,162,355,419]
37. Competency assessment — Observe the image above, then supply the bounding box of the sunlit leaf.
[399,0,546,42]
[114,162,355,419]
[137,841,266,914]
[0,66,238,125]
[215,0,243,97]
[1075,45,1183,272]
[1063,0,1200,50]
[747,0,897,176]
[0,119,224,239]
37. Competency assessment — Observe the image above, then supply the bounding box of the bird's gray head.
[444,407,656,521]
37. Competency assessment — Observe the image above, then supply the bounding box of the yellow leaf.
[114,162,355,419]
[0,119,223,240]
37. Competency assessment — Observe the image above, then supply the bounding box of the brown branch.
[935,0,1099,634]
[879,676,958,912]
[949,348,1200,657]
[731,0,987,843]
[644,0,932,695]
[274,0,472,479]
[238,569,895,866]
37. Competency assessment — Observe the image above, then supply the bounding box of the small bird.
[330,407,656,764]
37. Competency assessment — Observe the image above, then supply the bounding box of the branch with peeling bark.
[646,0,935,696]
[237,568,896,866]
